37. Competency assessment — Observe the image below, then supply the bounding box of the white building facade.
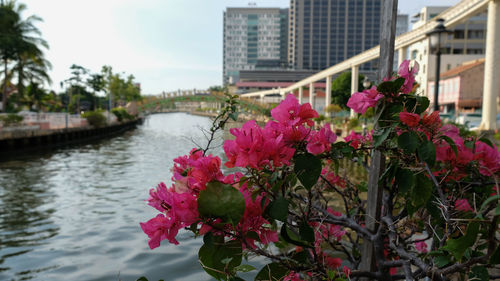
[223,8,288,85]
[408,6,487,99]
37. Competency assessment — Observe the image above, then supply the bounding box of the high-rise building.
[223,8,289,85]
[288,0,382,71]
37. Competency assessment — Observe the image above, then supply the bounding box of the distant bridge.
[240,0,499,131]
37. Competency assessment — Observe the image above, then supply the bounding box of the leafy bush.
[0,114,24,126]
[111,108,134,122]
[82,111,106,128]
[139,62,500,281]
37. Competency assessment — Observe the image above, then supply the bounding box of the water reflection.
[0,113,220,281]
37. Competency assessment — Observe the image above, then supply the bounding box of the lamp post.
[426,18,452,112]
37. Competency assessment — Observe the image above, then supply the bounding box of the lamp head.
[427,18,452,51]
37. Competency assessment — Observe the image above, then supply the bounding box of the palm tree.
[16,47,52,101]
[0,0,48,112]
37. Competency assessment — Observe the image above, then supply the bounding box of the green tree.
[69,64,89,113]
[16,51,51,100]
[330,71,365,110]
[86,73,105,110]
[25,82,47,111]
[0,0,48,112]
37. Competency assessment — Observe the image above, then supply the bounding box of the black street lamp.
[426,18,452,112]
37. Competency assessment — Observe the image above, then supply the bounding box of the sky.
[19,0,461,95]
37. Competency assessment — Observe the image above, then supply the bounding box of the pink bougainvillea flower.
[283,271,305,281]
[422,111,441,127]
[415,241,428,253]
[473,141,500,176]
[399,111,421,127]
[455,198,473,212]
[344,131,364,149]
[321,168,346,189]
[271,94,318,127]
[322,254,342,269]
[343,266,352,277]
[224,120,295,170]
[306,123,337,154]
[140,214,181,248]
[347,86,384,114]
[398,60,419,94]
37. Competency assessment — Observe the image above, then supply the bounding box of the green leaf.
[417,141,436,167]
[280,224,311,248]
[373,127,391,147]
[234,264,257,273]
[490,245,500,264]
[434,256,451,268]
[230,277,246,281]
[299,221,315,243]
[496,204,500,216]
[254,263,289,281]
[395,168,415,194]
[229,112,239,121]
[443,222,480,261]
[398,131,419,153]
[136,277,149,281]
[379,162,397,186]
[377,78,405,93]
[415,96,430,114]
[468,266,489,281]
[198,181,246,224]
[440,135,458,158]
[478,195,500,213]
[199,236,243,280]
[294,153,322,190]
[409,174,433,211]
[267,197,289,222]
[479,137,494,148]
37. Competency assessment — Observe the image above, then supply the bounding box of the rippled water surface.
[0,113,231,281]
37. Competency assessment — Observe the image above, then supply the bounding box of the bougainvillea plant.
[140,60,500,281]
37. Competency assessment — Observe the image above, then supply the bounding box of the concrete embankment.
[0,118,143,153]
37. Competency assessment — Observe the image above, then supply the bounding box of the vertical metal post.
[434,36,442,112]
[360,0,397,278]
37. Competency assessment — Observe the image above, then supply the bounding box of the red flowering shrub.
[140,61,500,281]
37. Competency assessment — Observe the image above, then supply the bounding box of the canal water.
[0,113,242,281]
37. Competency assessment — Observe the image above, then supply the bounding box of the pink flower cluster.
[141,149,224,248]
[223,120,296,169]
[224,94,328,170]
[306,123,337,155]
[398,60,419,94]
[435,124,500,178]
[347,60,420,114]
[344,130,372,149]
[347,86,384,114]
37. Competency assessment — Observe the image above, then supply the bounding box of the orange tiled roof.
[439,59,485,80]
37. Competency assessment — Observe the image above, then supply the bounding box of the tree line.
[0,0,141,114]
